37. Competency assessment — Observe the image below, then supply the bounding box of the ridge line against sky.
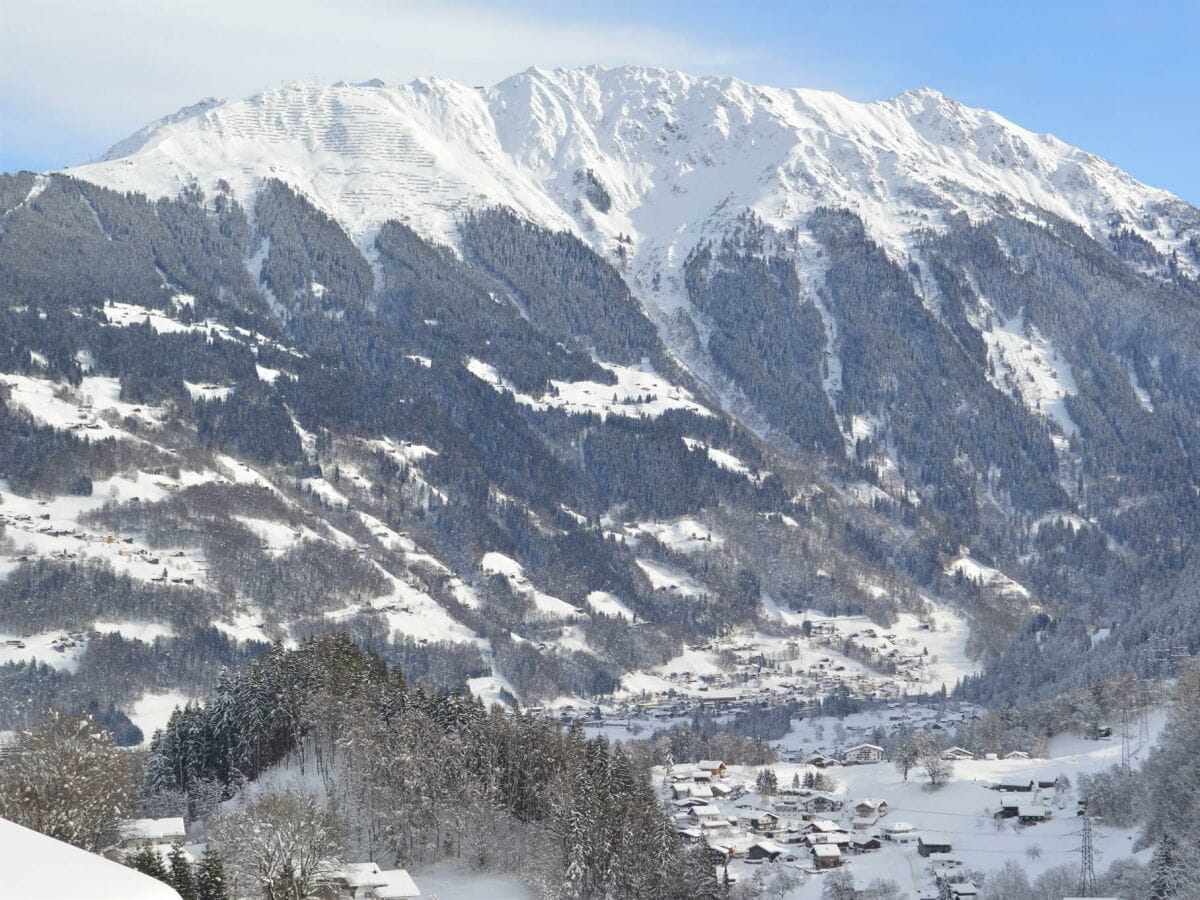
[1,0,1197,205]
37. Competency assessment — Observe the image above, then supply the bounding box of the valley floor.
[655,707,1168,898]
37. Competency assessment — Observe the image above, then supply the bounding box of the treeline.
[147,635,722,899]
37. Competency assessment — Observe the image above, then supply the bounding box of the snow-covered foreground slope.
[0,816,182,899]
[68,66,1199,308]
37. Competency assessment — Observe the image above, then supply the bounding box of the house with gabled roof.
[842,743,884,764]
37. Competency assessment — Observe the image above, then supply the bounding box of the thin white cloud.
[0,0,753,166]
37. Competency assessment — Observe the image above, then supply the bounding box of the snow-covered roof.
[341,862,387,887]
[122,818,186,842]
[808,819,841,832]
[812,843,840,858]
[0,816,182,899]
[854,797,887,808]
[374,869,421,898]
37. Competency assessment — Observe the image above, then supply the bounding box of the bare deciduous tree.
[0,710,136,854]
[210,789,343,900]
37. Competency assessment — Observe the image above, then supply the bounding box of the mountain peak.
[72,66,1196,285]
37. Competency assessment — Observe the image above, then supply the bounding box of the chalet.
[941,746,975,761]
[746,812,781,833]
[804,819,842,836]
[1017,804,1050,824]
[811,843,842,869]
[948,884,979,898]
[995,779,1036,793]
[1096,726,1114,739]
[697,760,727,778]
[120,817,186,849]
[917,836,953,857]
[851,817,878,831]
[929,855,963,881]
[328,863,421,898]
[803,794,843,814]
[805,752,838,768]
[995,799,1021,819]
[853,798,888,818]
[668,763,701,782]
[842,743,884,764]
[1003,750,1031,761]
[746,840,789,863]
[881,821,919,843]
[851,835,882,853]
[692,805,725,828]
[806,831,852,849]
[704,843,737,864]
[672,782,713,801]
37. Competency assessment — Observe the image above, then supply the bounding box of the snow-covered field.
[981,314,1080,439]
[413,862,532,900]
[128,690,191,743]
[467,357,712,420]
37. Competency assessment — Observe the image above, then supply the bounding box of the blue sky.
[3,0,1198,204]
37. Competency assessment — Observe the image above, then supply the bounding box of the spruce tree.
[1148,832,1184,899]
[128,845,169,883]
[168,843,198,900]
[196,848,230,900]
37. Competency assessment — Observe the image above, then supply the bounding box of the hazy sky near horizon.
[2,0,1197,203]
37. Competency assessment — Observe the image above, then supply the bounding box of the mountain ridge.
[69,66,1199,276]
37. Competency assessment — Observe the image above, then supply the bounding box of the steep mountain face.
[3,67,1200,734]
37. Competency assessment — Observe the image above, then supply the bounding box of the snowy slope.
[68,66,1200,308]
[0,817,182,900]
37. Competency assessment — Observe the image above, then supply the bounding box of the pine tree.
[168,843,198,900]
[196,848,229,900]
[755,767,778,796]
[128,845,169,883]
[1148,832,1184,899]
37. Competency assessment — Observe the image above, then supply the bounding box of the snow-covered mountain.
[70,65,1199,310]
[6,65,1200,737]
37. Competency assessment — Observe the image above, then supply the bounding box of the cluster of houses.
[575,625,984,736]
[117,818,422,898]
[805,621,934,686]
[661,746,1063,894]
[665,762,895,874]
